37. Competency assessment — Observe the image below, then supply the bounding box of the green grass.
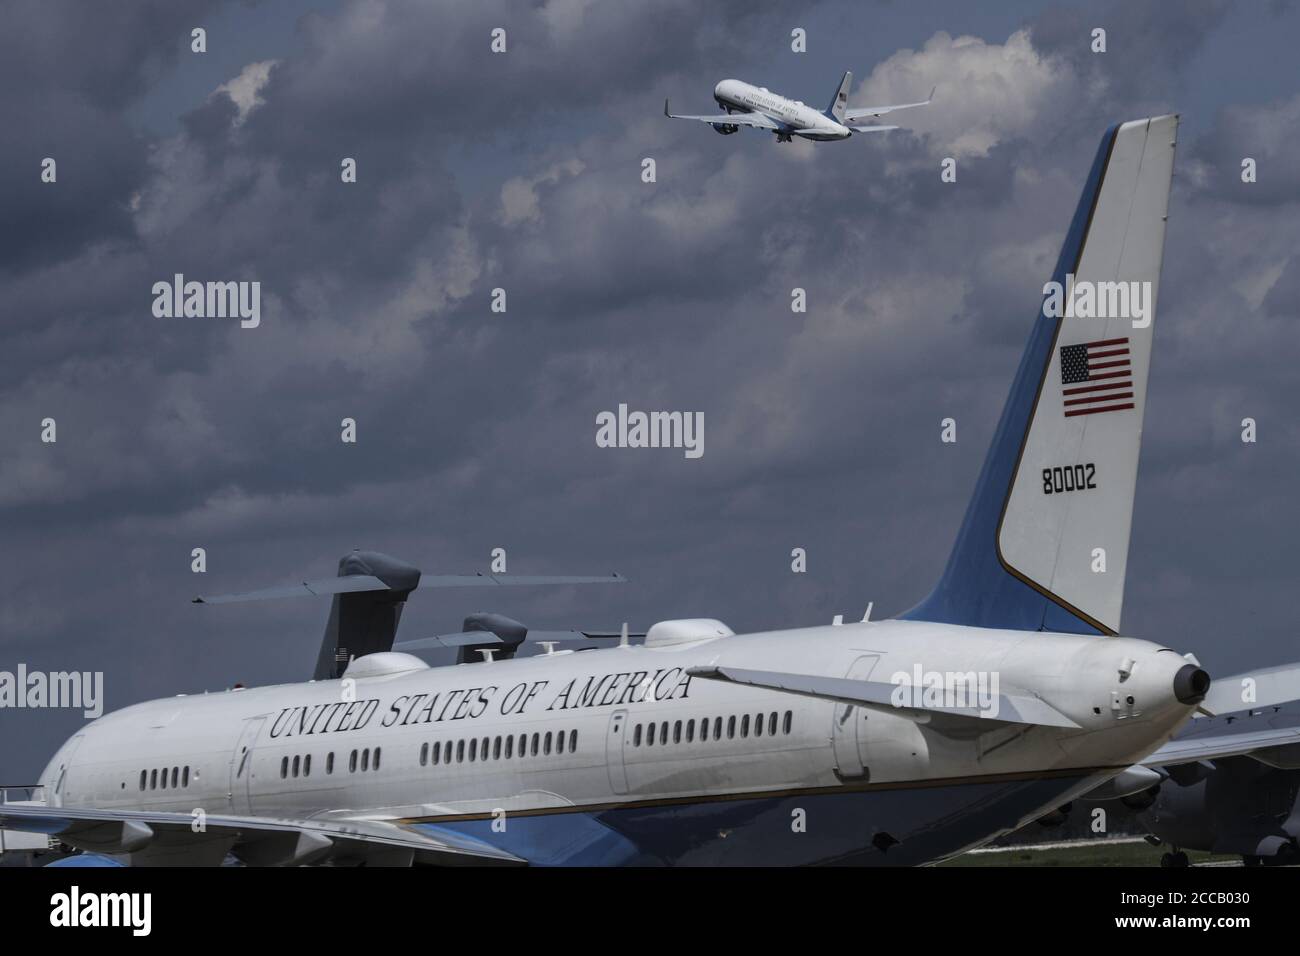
[941,840,1239,867]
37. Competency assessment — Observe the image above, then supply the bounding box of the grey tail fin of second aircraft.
[826,71,852,121]
[313,551,421,679]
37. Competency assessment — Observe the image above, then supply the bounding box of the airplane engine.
[1140,756,1300,863]
[1119,784,1160,812]
[1034,802,1073,827]
[710,123,739,135]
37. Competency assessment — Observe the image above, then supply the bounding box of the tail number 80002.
[1042,463,1096,495]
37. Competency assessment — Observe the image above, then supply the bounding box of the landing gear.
[775,131,792,143]
[1244,843,1299,867]
[1035,802,1072,827]
[1160,849,1190,867]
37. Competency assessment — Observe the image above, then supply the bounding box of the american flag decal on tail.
[1059,337,1133,417]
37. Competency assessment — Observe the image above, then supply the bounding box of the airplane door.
[831,655,879,782]
[49,735,85,807]
[229,716,266,814]
[606,709,630,795]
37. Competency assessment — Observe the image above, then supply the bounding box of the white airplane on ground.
[665,71,933,142]
[6,114,1293,867]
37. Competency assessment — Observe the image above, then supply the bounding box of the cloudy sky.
[3,0,1299,780]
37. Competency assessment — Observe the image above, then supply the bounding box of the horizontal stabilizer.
[843,85,935,122]
[196,551,628,680]
[396,627,647,654]
[196,572,626,603]
[399,632,505,650]
[194,575,388,604]
[1198,662,1300,716]
[684,664,1079,728]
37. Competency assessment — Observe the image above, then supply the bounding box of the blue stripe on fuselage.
[414,772,1094,866]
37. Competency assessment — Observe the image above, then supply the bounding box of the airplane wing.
[1140,725,1300,767]
[1140,702,1300,768]
[0,803,525,866]
[843,86,935,123]
[194,572,626,604]
[397,628,646,651]
[685,664,1080,728]
[664,99,780,130]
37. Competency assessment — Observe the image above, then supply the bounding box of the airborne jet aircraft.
[665,71,932,143]
[7,114,1277,868]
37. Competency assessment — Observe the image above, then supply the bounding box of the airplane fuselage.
[40,619,1199,865]
[713,79,852,141]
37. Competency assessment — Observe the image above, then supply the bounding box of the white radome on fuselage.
[41,619,1196,837]
[714,79,851,141]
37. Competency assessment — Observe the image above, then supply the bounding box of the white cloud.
[855,30,1075,158]
[541,0,598,37]
[499,158,585,226]
[215,60,278,125]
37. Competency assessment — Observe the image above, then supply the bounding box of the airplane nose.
[1172,664,1211,705]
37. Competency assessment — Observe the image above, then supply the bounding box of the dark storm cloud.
[1262,258,1300,315]
[1028,0,1232,103]
[3,0,1300,780]
[0,0,840,775]
[0,1,227,273]
[240,0,799,161]
[0,1,225,111]
[1187,94,1300,206]
[0,92,143,275]
[1,0,855,533]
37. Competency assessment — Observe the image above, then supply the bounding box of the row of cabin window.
[633,710,792,747]
[139,766,190,790]
[419,729,578,767]
[279,747,382,779]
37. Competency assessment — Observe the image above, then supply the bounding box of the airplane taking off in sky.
[665,71,933,142]
[9,113,1291,868]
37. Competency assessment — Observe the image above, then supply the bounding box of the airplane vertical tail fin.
[826,71,852,121]
[902,116,1179,635]
[313,551,421,679]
